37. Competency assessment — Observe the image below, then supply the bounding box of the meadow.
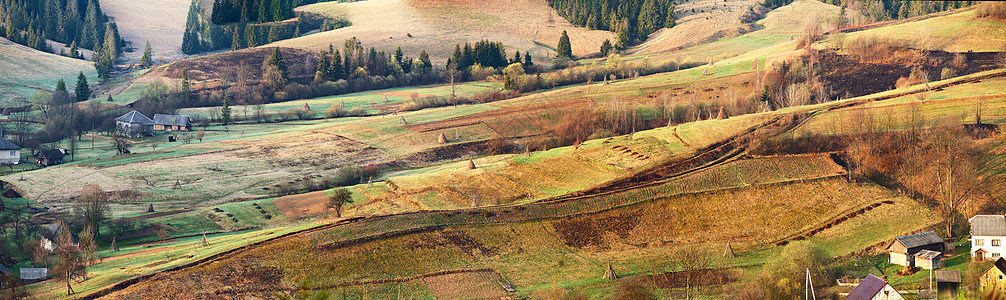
[0,38,97,106]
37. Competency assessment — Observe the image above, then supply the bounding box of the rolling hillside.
[0,38,98,106]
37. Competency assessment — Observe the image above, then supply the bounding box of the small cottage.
[19,267,48,281]
[887,231,944,267]
[35,149,66,166]
[935,270,960,298]
[846,274,904,300]
[983,257,1006,294]
[914,249,942,269]
[970,215,1006,262]
[0,137,20,166]
[115,110,154,137]
[152,114,192,131]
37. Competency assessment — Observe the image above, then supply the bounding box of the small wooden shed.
[35,149,66,166]
[887,231,944,267]
[914,249,943,269]
[935,270,960,298]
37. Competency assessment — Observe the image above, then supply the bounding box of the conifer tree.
[419,50,432,71]
[525,52,533,67]
[600,39,612,56]
[181,69,191,104]
[182,0,202,54]
[557,30,572,59]
[221,90,231,125]
[56,79,67,92]
[141,41,153,68]
[68,41,79,59]
[266,47,288,80]
[75,72,90,102]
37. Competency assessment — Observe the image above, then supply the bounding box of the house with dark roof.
[34,149,66,166]
[152,114,192,131]
[115,110,154,137]
[982,257,1006,295]
[0,137,20,166]
[846,274,904,300]
[886,231,944,268]
[970,215,1006,262]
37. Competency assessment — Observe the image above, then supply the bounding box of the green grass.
[842,9,1006,52]
[0,38,97,106]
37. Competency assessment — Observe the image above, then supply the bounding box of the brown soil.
[403,98,590,133]
[145,47,317,85]
[552,210,642,249]
[408,228,499,257]
[422,271,507,300]
[817,50,1003,98]
[272,190,331,219]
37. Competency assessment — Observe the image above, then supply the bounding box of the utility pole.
[805,268,816,300]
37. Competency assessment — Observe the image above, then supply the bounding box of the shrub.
[325,105,347,118]
[940,67,957,80]
[759,241,830,298]
[976,2,1006,20]
[347,106,366,116]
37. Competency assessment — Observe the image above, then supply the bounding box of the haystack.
[467,159,476,170]
[400,116,407,125]
[438,132,447,144]
[147,203,155,212]
[716,106,728,119]
[110,237,119,252]
[201,232,209,247]
[303,103,311,111]
[723,242,735,258]
[603,264,618,280]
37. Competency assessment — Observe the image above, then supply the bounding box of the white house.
[970,215,1006,262]
[846,274,904,300]
[0,137,20,166]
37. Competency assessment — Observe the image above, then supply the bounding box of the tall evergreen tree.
[524,52,533,67]
[418,50,432,71]
[102,23,119,62]
[221,91,231,125]
[68,41,79,59]
[55,79,67,92]
[140,41,153,68]
[266,47,288,80]
[74,72,90,102]
[557,30,572,58]
[600,39,612,56]
[181,69,191,104]
[181,0,202,54]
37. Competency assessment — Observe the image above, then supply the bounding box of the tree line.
[545,0,675,49]
[0,0,122,60]
[183,0,347,55]
[828,0,974,24]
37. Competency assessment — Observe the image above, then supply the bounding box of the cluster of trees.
[185,0,348,55]
[0,0,121,56]
[210,0,310,25]
[836,0,974,23]
[545,0,675,48]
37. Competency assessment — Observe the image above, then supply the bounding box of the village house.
[886,231,945,268]
[935,270,960,298]
[846,274,904,300]
[982,257,1006,294]
[115,110,155,137]
[970,215,1006,261]
[0,137,20,166]
[34,149,67,166]
[152,114,192,131]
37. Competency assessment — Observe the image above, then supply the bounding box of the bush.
[976,2,1006,20]
[759,241,830,298]
[347,107,366,116]
[940,67,957,80]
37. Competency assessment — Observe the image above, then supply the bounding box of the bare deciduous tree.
[52,221,84,295]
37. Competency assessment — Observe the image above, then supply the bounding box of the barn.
[887,231,944,268]
[115,110,155,137]
[35,149,66,166]
[153,114,192,131]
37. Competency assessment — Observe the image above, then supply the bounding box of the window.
[979,239,986,246]
[994,253,1001,258]
[995,239,1002,247]
[7,151,12,156]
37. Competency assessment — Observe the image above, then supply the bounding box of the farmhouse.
[982,257,1006,294]
[115,110,155,137]
[886,231,944,268]
[970,215,1006,262]
[846,274,904,300]
[0,137,20,166]
[152,114,192,131]
[35,149,66,166]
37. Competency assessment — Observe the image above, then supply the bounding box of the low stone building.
[152,114,192,131]
[115,110,155,137]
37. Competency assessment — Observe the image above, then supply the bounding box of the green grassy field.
[0,38,97,107]
[840,8,1006,52]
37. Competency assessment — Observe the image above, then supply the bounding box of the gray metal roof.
[152,114,191,127]
[115,110,154,125]
[19,268,47,280]
[846,274,889,300]
[915,249,941,259]
[35,149,64,160]
[935,270,960,283]
[895,231,943,249]
[0,137,20,150]
[970,215,1006,236]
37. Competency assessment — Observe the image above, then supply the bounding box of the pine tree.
[55,79,67,92]
[232,23,245,50]
[394,47,404,66]
[96,52,113,80]
[102,23,119,62]
[557,30,572,58]
[328,48,343,80]
[140,41,153,68]
[664,4,676,28]
[68,41,79,59]
[271,0,283,22]
[74,72,90,102]
[266,25,278,43]
[513,50,522,64]
[266,47,288,80]
[419,50,432,71]
[181,69,191,104]
[221,90,231,125]
[524,52,533,67]
[181,0,202,54]
[245,25,257,47]
[600,39,612,56]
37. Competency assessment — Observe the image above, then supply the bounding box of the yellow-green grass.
[176,81,502,120]
[95,176,934,299]
[794,72,1006,136]
[28,223,319,299]
[841,8,1006,52]
[0,38,97,106]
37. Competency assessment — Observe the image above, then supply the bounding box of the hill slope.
[0,38,97,106]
